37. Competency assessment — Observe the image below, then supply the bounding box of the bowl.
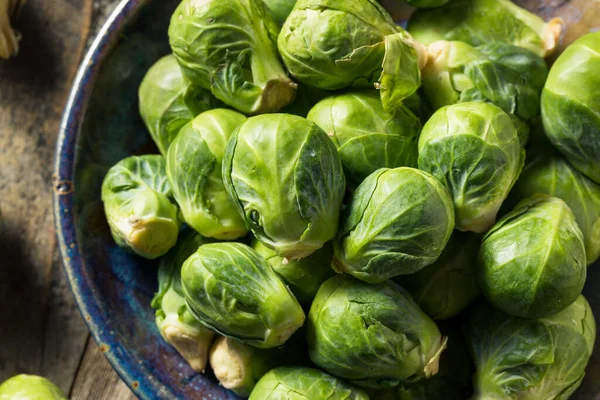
[53,0,600,399]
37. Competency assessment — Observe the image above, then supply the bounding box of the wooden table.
[1,1,599,399]
[0,0,135,397]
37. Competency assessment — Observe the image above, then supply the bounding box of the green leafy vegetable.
[477,195,587,319]
[166,109,248,240]
[181,242,305,348]
[308,275,447,388]
[223,114,346,259]
[101,155,180,259]
[168,0,296,114]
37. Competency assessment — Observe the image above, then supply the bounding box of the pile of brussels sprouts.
[101,0,600,398]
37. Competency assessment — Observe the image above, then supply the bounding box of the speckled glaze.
[54,0,599,399]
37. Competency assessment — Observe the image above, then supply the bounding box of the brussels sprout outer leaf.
[223,114,345,259]
[252,239,335,304]
[477,195,587,319]
[377,32,423,112]
[307,91,421,187]
[0,374,67,400]
[249,367,370,400]
[542,32,600,184]
[181,243,305,348]
[308,275,446,388]
[138,55,220,155]
[394,232,480,320]
[101,155,180,259]
[166,109,248,240]
[334,167,455,283]
[418,102,524,233]
[168,0,296,114]
[151,230,216,372]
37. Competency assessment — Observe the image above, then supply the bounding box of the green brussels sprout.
[421,41,547,145]
[0,375,67,400]
[308,275,447,388]
[223,114,346,260]
[262,0,296,25]
[252,239,335,304]
[418,102,524,233]
[151,230,215,372]
[166,109,248,240]
[468,296,596,400]
[541,32,600,184]
[477,195,587,319]
[181,242,305,348]
[278,0,427,112]
[209,336,280,396]
[138,55,221,156]
[394,232,480,320]
[249,366,370,400]
[408,0,563,58]
[307,91,421,187]
[333,167,454,283]
[504,145,600,265]
[101,155,180,259]
[396,323,474,400]
[168,0,296,115]
[0,0,24,59]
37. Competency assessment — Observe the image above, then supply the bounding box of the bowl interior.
[55,0,600,399]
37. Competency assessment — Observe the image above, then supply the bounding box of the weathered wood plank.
[0,0,92,394]
[70,338,136,400]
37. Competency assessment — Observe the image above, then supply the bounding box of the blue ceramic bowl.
[54,0,600,399]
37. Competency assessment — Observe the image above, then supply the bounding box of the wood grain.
[70,338,137,400]
[0,0,92,394]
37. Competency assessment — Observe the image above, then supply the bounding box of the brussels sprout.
[477,195,586,319]
[421,41,547,145]
[181,242,305,348]
[166,109,248,240]
[252,239,335,304]
[209,336,280,396]
[542,32,600,184]
[168,0,296,115]
[307,91,421,187]
[151,230,215,372]
[394,232,480,320]
[249,366,370,400]
[0,0,24,59]
[468,297,596,400]
[101,155,180,259]
[223,114,346,260]
[403,0,451,7]
[0,374,67,400]
[308,275,447,388]
[278,0,427,112]
[262,0,296,25]
[333,167,454,283]
[504,145,600,265]
[408,0,563,57]
[138,55,221,156]
[418,102,524,233]
[396,323,474,400]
